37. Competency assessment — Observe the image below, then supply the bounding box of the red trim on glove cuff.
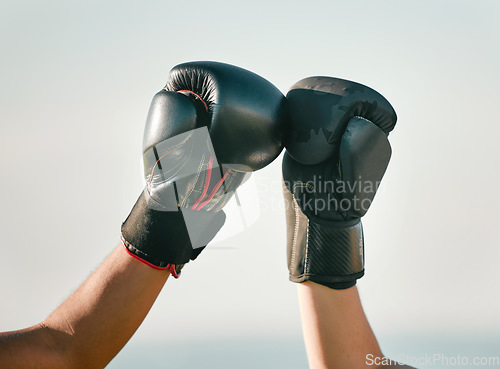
[120,237,174,271]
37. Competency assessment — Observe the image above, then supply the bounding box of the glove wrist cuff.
[294,218,364,283]
[121,238,172,270]
[121,190,225,268]
[285,184,365,290]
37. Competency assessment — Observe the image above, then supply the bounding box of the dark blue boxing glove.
[122,61,286,276]
[282,77,397,289]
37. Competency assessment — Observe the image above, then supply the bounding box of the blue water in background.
[107,334,499,368]
[107,336,308,369]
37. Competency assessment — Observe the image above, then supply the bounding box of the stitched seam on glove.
[121,237,170,269]
[291,270,365,282]
[291,194,301,275]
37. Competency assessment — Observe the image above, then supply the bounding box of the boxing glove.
[282,77,397,289]
[122,61,286,276]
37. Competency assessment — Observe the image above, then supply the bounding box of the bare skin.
[0,246,415,368]
[0,245,169,369]
[298,281,415,369]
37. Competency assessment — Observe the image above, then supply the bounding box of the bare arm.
[0,244,169,369]
[298,282,415,369]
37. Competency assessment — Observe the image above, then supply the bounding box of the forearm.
[298,282,382,369]
[0,244,169,369]
[298,282,415,369]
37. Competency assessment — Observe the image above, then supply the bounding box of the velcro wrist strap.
[285,184,365,288]
[121,190,225,267]
[300,219,364,283]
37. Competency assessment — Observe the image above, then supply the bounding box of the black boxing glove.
[122,61,286,276]
[282,77,397,289]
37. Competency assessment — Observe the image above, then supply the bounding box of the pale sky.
[1,0,499,366]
